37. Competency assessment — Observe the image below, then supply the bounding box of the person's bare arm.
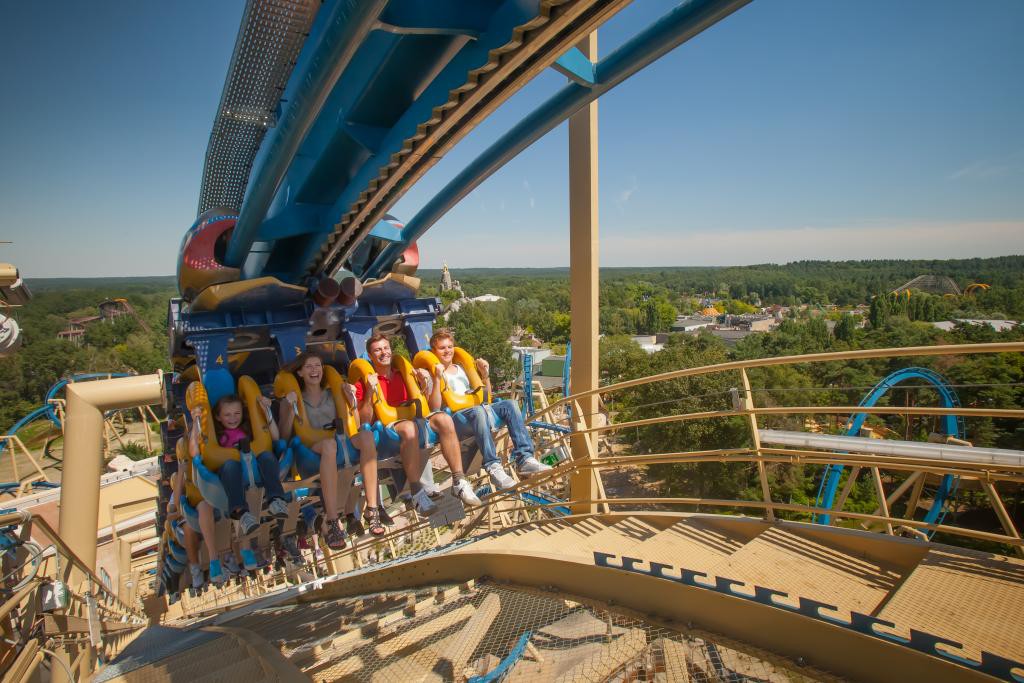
[258,395,280,440]
[358,376,376,423]
[476,358,493,398]
[188,407,203,458]
[169,454,184,512]
[430,365,445,411]
[278,391,297,440]
[341,382,359,425]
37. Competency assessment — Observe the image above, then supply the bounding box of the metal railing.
[0,510,147,682]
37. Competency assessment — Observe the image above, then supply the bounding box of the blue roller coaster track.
[190,0,751,285]
[814,367,965,533]
[1,373,134,454]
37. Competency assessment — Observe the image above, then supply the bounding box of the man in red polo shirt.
[355,333,481,511]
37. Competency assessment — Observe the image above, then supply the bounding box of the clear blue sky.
[2,1,1022,278]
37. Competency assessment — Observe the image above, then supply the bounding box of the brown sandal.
[364,506,386,536]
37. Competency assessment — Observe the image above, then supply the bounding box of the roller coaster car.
[272,365,360,478]
[413,347,489,411]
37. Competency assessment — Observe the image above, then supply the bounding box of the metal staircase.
[104,511,1024,682]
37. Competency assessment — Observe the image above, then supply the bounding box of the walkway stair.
[99,512,1024,682]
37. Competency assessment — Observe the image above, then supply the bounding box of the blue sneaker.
[209,558,225,585]
[240,548,258,571]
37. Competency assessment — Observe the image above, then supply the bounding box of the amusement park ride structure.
[0,262,30,358]
[1,1,1023,682]
[0,373,163,498]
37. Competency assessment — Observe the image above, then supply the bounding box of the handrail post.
[870,467,895,535]
[982,481,1024,558]
[833,466,862,518]
[739,368,774,521]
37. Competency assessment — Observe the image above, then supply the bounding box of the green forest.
[0,278,172,431]
[4,257,1024,549]
[5,257,1023,433]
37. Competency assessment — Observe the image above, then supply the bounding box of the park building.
[671,315,716,333]
[933,319,1019,332]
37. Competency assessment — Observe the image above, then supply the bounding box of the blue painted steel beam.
[230,0,553,281]
[378,0,499,37]
[310,0,553,277]
[362,0,752,278]
[225,0,388,269]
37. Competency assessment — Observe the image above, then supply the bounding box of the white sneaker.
[452,478,482,506]
[223,553,241,576]
[485,462,516,490]
[189,564,204,589]
[517,457,552,476]
[412,488,437,515]
[268,497,289,519]
[238,511,259,535]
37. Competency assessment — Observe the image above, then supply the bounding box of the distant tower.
[440,263,462,294]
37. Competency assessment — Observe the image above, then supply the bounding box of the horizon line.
[23,253,1024,281]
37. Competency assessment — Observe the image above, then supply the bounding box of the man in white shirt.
[428,330,551,489]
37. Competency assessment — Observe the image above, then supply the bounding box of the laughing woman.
[278,352,383,549]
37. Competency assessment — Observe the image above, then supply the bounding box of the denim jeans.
[455,399,534,469]
[218,451,285,516]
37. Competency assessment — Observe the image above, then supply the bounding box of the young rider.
[211,393,290,532]
[429,329,551,480]
[166,439,211,590]
[277,352,384,551]
[354,333,482,512]
[179,416,231,585]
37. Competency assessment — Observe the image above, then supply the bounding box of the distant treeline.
[26,276,176,292]
[434,255,1024,340]
[0,282,173,432]
[3,255,1021,433]
[433,255,1024,308]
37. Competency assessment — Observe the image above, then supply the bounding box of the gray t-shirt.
[303,392,337,430]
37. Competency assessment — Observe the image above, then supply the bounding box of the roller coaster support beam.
[568,32,601,514]
[52,374,160,683]
[58,374,163,574]
[365,0,753,279]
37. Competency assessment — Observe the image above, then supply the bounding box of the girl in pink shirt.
[209,394,290,572]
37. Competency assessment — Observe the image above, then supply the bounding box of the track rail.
[313,0,632,276]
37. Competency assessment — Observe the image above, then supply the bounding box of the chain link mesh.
[198,0,319,215]
[232,581,830,682]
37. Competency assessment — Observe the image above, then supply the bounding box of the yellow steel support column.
[568,31,601,514]
[870,467,895,535]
